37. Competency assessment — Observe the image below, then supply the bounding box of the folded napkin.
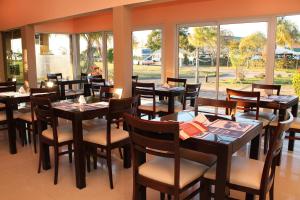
[18,86,26,94]
[179,113,209,140]
[162,83,170,88]
[78,95,86,105]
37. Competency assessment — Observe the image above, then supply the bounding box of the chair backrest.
[81,73,88,80]
[104,96,139,145]
[185,83,201,99]
[0,81,16,92]
[99,86,123,101]
[31,96,59,142]
[124,113,181,187]
[226,88,260,120]
[133,82,156,112]
[167,77,187,87]
[260,111,293,197]
[252,83,281,96]
[132,76,138,83]
[47,73,62,83]
[195,97,237,121]
[90,78,106,96]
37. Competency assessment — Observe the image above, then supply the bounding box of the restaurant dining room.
[1,0,300,199]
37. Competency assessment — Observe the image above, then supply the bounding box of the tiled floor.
[0,131,300,200]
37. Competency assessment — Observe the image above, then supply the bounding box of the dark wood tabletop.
[158,111,263,200]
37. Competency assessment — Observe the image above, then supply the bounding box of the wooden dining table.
[157,111,263,200]
[41,98,132,189]
[0,92,30,154]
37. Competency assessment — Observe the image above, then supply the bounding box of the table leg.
[168,94,175,114]
[123,143,131,168]
[288,103,298,151]
[214,145,231,200]
[134,151,146,200]
[72,114,86,189]
[60,84,65,100]
[276,109,287,166]
[6,99,17,154]
[249,130,261,160]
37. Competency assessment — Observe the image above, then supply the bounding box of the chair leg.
[167,194,172,200]
[68,143,72,163]
[200,180,211,200]
[269,181,274,200]
[54,147,59,185]
[93,147,97,169]
[160,192,165,200]
[33,123,38,153]
[86,146,91,173]
[106,150,114,189]
[37,143,43,173]
[264,127,270,154]
[118,148,123,159]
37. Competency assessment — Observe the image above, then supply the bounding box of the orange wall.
[0,0,151,31]
[32,0,300,34]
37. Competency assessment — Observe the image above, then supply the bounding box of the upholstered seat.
[139,157,208,189]
[82,118,107,131]
[83,124,129,146]
[236,111,274,127]
[0,111,6,121]
[270,116,300,130]
[204,156,264,190]
[180,148,217,167]
[42,125,76,143]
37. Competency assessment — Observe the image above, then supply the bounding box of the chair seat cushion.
[180,148,217,167]
[82,118,107,131]
[42,125,75,143]
[271,117,300,130]
[139,157,208,188]
[236,111,275,127]
[204,156,264,190]
[83,123,129,146]
[0,111,6,121]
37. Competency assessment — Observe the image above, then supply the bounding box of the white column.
[163,23,177,83]
[0,33,5,81]
[266,16,277,84]
[113,6,132,97]
[21,25,37,87]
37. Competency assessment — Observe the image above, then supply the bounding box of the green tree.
[179,27,195,66]
[276,17,300,48]
[146,30,162,52]
[80,32,103,73]
[188,26,217,82]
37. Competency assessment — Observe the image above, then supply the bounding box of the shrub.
[292,72,300,96]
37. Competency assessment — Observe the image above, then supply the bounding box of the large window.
[35,33,73,82]
[132,29,162,84]
[79,32,114,82]
[178,22,268,99]
[178,25,218,98]
[275,15,300,95]
[219,22,268,98]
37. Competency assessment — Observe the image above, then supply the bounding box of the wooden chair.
[33,96,74,185]
[132,75,138,83]
[16,87,58,153]
[83,96,138,189]
[252,83,281,96]
[124,113,208,200]
[183,83,201,110]
[90,78,106,96]
[99,86,123,102]
[80,72,88,89]
[227,88,274,154]
[201,111,293,200]
[195,97,237,122]
[166,77,187,87]
[133,82,162,120]
[47,73,62,84]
